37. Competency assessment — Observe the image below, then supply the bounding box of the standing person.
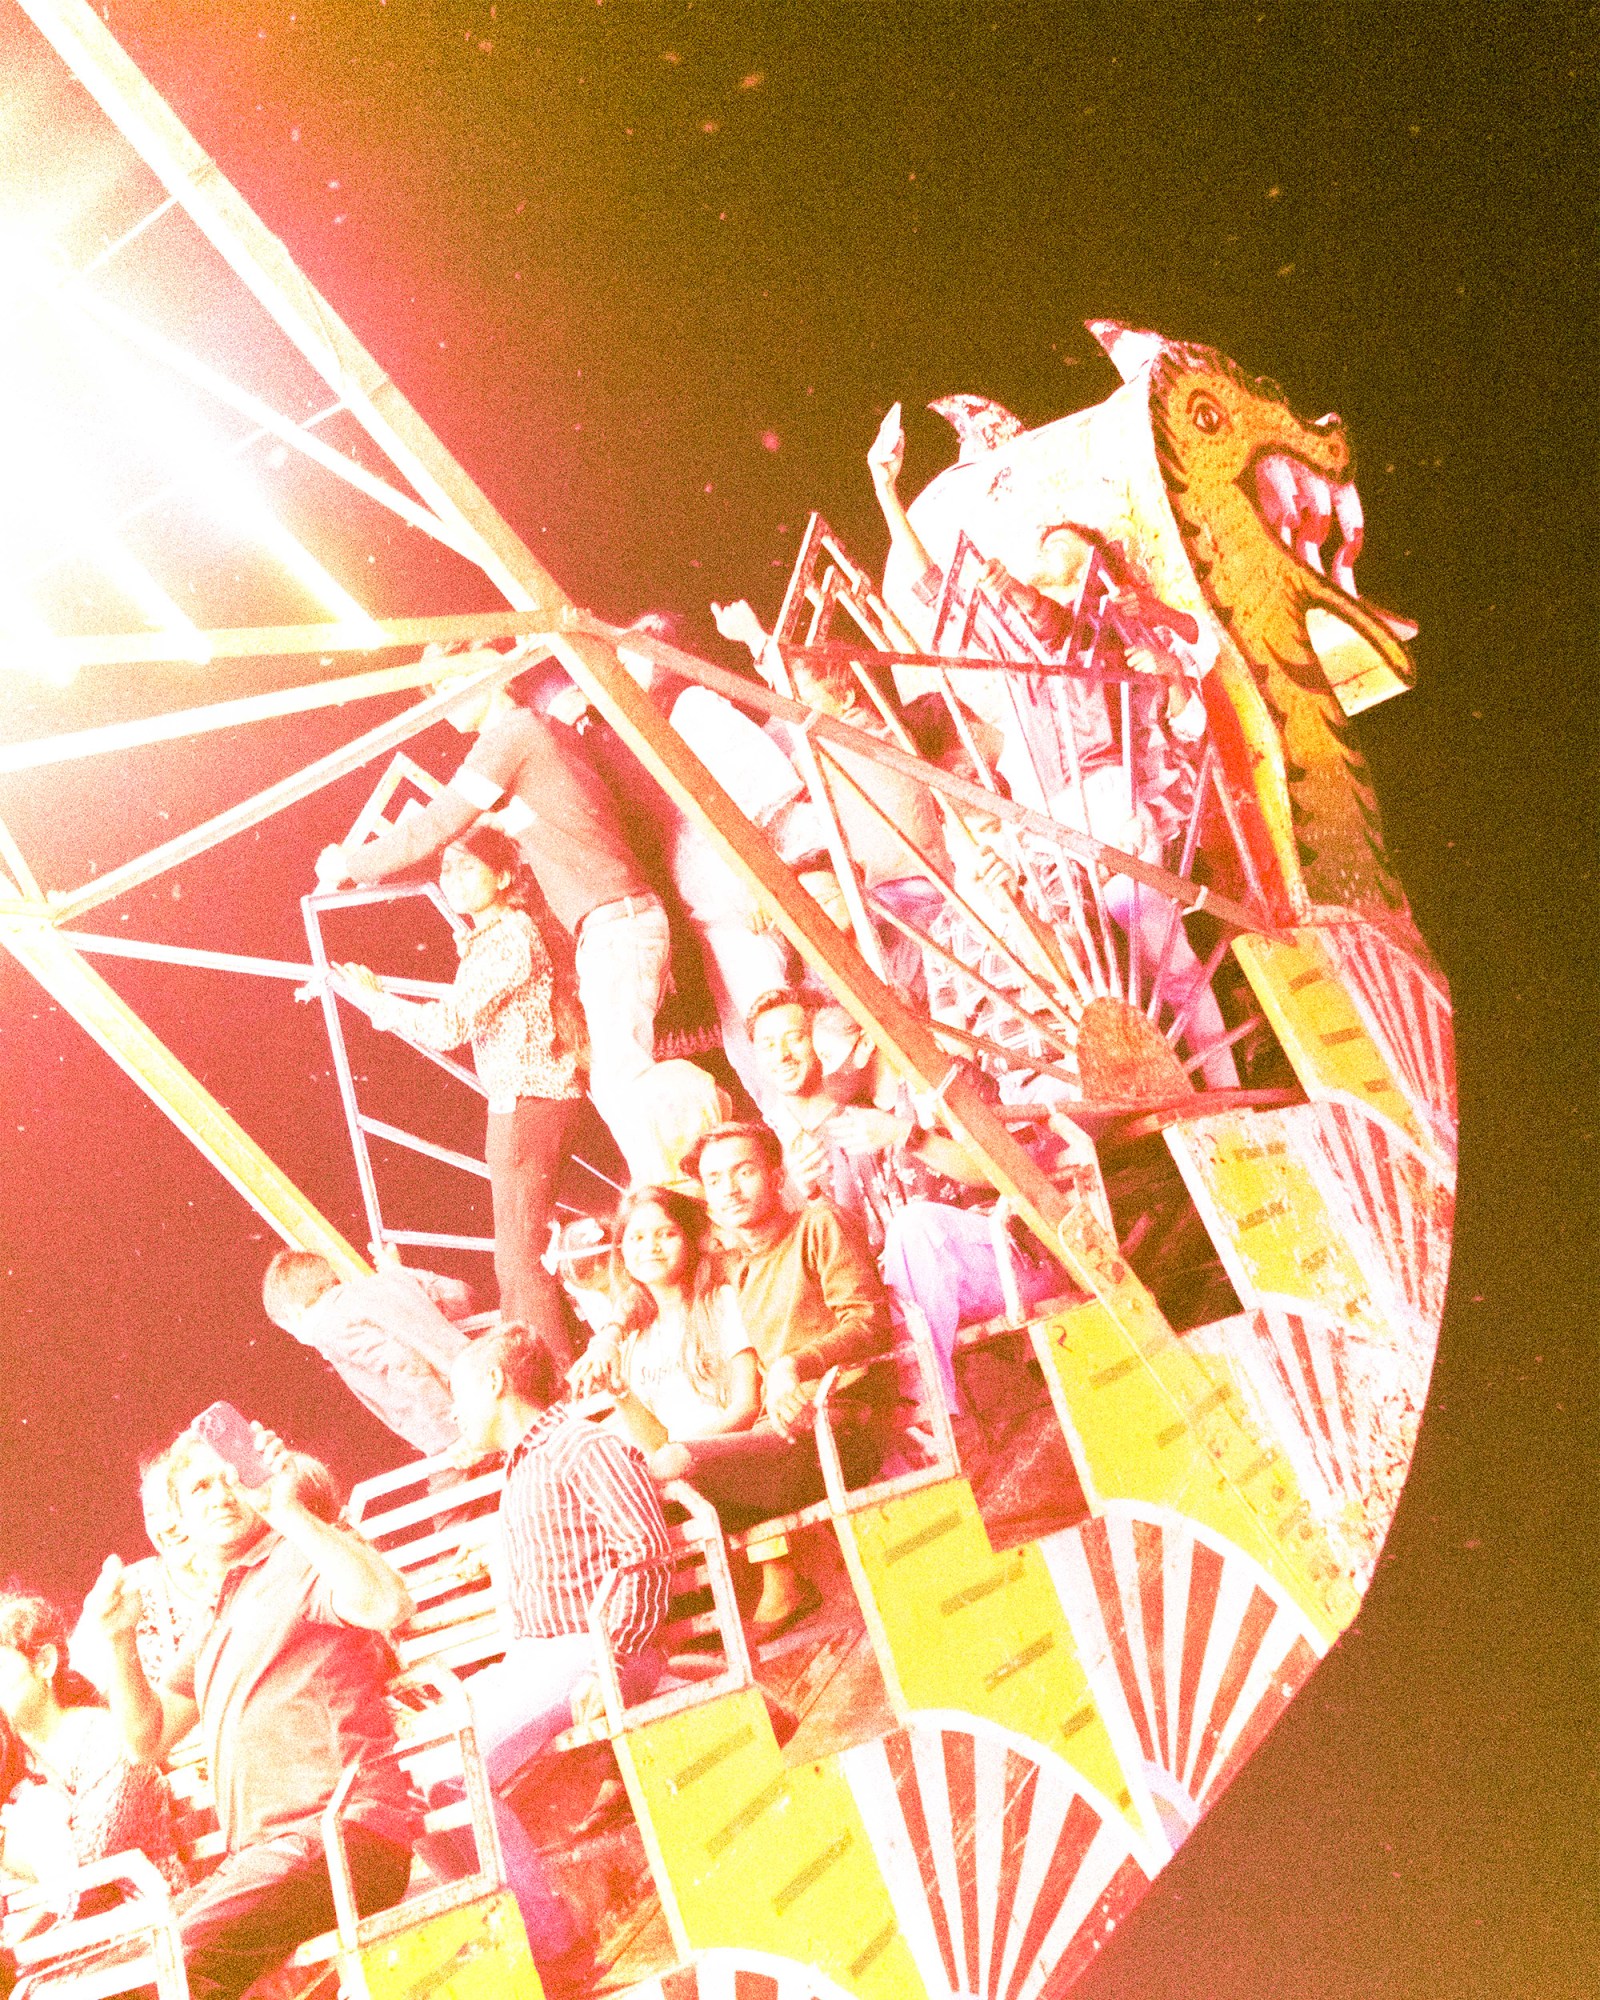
[78,1430,418,2000]
[315,655,676,1181]
[261,1250,473,1457]
[439,1323,671,1988]
[0,1593,185,1950]
[331,827,585,1341]
[574,1186,761,1453]
[656,1124,892,1635]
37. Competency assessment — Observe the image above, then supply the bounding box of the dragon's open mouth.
[1249,452,1417,641]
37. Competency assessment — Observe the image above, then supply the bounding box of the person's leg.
[485,1099,577,1338]
[882,1203,1012,1409]
[575,899,673,1179]
[440,1635,597,1958]
[179,1830,412,2000]
[698,919,791,1113]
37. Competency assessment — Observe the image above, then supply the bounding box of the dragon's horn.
[1086,320,1166,383]
[927,393,1026,462]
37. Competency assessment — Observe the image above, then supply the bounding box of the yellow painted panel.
[1234,929,1427,1150]
[1164,1111,1387,1339]
[615,1688,924,2000]
[360,1891,540,2000]
[1035,1302,1359,1643]
[839,1479,1141,1835]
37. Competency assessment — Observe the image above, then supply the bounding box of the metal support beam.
[15,0,573,623]
[0,899,367,1273]
[45,651,530,923]
[0,608,552,693]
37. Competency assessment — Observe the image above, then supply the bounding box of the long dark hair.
[446,824,588,1067]
[607,1186,732,1398]
[0,1593,104,1737]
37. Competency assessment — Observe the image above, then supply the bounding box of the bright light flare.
[0,216,384,682]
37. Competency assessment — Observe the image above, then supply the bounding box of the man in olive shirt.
[656,1123,892,1632]
[82,1426,419,2000]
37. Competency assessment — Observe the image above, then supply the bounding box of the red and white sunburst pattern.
[1302,1097,1455,1341]
[1188,1304,1427,1586]
[841,1720,1149,2000]
[1040,1506,1323,1855]
[1320,921,1457,1163]
[622,1949,860,2000]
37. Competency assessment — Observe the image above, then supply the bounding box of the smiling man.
[79,1426,418,2000]
[657,1121,893,1634]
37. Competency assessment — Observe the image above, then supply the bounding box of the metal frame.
[0,0,1325,1590]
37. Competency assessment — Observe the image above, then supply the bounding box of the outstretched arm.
[868,403,937,591]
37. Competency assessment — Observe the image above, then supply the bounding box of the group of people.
[0,415,1240,2000]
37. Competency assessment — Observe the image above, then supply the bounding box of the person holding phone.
[79,1414,418,2000]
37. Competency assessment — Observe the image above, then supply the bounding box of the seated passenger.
[262,1250,473,1458]
[71,1454,215,1700]
[79,1430,417,2000]
[576,1186,762,1454]
[330,826,585,1342]
[439,1324,671,1989]
[747,990,1069,1409]
[0,1593,183,1956]
[655,1123,892,1635]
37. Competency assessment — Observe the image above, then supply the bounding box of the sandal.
[747,1578,823,1642]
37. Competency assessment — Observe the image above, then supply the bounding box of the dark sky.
[0,3,1594,1996]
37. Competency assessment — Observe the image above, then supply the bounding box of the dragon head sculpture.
[889,325,1419,920]
[1096,320,1417,914]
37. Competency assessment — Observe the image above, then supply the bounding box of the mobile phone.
[191,1401,275,1490]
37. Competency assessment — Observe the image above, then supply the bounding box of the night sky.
[0,4,1593,1995]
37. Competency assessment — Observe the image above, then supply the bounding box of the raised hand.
[867,403,906,493]
[80,1554,143,1645]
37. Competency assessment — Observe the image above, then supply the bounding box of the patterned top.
[498,1410,672,1660]
[369,907,583,1114]
[0,1709,186,1919]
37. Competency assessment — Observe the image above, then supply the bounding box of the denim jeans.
[424,1635,662,1960]
[574,895,671,1180]
[881,1200,1068,1410]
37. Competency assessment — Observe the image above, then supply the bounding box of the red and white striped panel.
[1190,1305,1427,1586]
[622,1949,858,2000]
[1306,1097,1455,1339]
[1041,1506,1323,1853]
[842,1721,1149,2000]
[1321,921,1457,1160]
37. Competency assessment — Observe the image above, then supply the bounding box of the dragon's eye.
[1191,396,1225,435]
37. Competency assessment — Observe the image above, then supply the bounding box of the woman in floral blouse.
[0,1593,184,1962]
[334,825,586,1340]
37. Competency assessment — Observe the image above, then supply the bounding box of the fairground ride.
[0,5,1455,1999]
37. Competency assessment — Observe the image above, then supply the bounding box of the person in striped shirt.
[441,1323,670,1981]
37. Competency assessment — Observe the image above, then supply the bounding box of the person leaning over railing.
[0,1593,184,1972]
[77,1428,418,2000]
[316,649,682,1186]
